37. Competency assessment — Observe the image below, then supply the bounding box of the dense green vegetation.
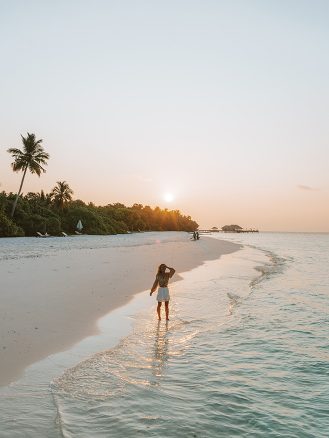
[0,191,198,237]
[2,132,198,237]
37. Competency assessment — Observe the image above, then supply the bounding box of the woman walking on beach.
[150,264,175,321]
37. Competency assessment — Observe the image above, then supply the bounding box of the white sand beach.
[0,234,240,386]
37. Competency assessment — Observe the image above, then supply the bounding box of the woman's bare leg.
[165,301,169,321]
[157,302,162,320]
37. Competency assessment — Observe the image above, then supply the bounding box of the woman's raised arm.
[167,267,176,278]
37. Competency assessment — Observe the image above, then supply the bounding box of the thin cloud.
[298,184,319,192]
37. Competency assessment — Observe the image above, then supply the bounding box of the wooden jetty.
[194,228,259,234]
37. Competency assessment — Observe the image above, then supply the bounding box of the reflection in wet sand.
[151,321,169,380]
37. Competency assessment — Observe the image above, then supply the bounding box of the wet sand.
[0,235,240,386]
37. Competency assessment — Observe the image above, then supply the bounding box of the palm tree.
[7,133,50,217]
[50,181,74,210]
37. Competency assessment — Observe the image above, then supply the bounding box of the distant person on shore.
[196,231,200,240]
[150,264,175,321]
[193,231,197,240]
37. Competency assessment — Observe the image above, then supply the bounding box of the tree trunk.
[10,165,28,218]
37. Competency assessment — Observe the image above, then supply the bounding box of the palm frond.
[34,151,50,164]
[7,148,23,156]
[11,159,27,172]
[8,133,49,175]
[7,132,49,217]
[28,160,45,176]
[50,181,74,207]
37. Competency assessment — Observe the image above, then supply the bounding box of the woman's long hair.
[157,264,166,275]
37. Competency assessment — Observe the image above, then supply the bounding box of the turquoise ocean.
[0,232,328,437]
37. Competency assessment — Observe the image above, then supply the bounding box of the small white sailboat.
[75,220,83,235]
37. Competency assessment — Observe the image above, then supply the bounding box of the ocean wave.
[249,249,289,289]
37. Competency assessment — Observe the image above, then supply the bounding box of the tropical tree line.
[0,192,198,237]
[1,133,198,237]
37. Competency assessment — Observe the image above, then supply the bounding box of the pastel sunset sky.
[1,1,328,231]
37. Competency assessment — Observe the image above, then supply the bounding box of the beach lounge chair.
[36,232,51,238]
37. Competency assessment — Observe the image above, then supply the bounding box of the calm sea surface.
[0,232,329,437]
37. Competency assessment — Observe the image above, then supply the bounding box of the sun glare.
[163,193,174,202]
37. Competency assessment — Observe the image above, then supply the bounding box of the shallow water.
[1,232,329,437]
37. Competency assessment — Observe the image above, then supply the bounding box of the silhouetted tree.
[50,181,74,210]
[7,133,49,217]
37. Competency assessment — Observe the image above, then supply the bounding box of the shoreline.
[0,243,264,437]
[0,233,241,386]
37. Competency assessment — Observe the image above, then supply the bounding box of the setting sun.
[163,193,174,202]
